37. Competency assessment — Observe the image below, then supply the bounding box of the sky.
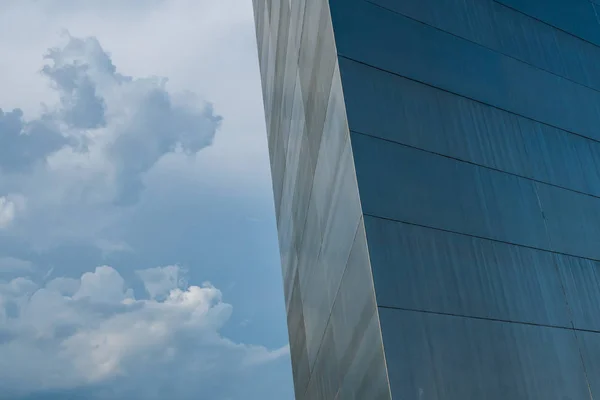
[0,0,294,399]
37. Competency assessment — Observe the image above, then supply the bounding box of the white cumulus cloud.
[0,265,289,399]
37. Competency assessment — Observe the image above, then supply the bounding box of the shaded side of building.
[330,0,600,398]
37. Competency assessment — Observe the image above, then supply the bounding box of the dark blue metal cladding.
[378,308,591,399]
[362,0,600,91]
[329,0,600,398]
[495,0,600,46]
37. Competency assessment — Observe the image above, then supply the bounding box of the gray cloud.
[42,64,106,130]
[107,83,222,205]
[0,109,67,172]
[0,34,222,206]
[41,35,121,130]
[46,35,222,204]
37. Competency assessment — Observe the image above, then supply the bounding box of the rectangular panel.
[495,0,600,46]
[262,6,277,138]
[330,0,600,142]
[297,142,362,369]
[339,57,600,198]
[297,68,362,371]
[287,270,311,396]
[537,182,600,260]
[351,133,549,250]
[289,132,314,256]
[298,0,337,169]
[367,0,600,91]
[379,308,591,399]
[315,218,390,400]
[575,330,600,398]
[311,64,348,232]
[277,77,304,282]
[268,117,286,219]
[314,142,362,306]
[334,314,390,400]
[555,254,600,331]
[268,0,291,146]
[275,0,304,183]
[365,216,571,327]
[296,191,327,366]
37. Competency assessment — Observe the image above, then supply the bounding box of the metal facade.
[253,0,600,398]
[252,0,390,398]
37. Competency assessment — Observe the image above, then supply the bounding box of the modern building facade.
[252,0,600,398]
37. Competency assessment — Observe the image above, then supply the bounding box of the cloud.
[136,264,185,300]
[0,5,293,399]
[0,34,222,245]
[36,34,221,205]
[41,36,108,130]
[0,265,288,399]
[0,108,67,173]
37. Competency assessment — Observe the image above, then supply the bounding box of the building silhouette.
[253,0,600,398]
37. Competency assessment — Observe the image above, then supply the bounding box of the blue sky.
[0,1,294,398]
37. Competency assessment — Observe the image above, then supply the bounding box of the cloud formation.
[36,34,222,204]
[0,34,222,245]
[0,19,293,399]
[1,34,221,199]
[0,265,288,399]
[0,108,67,173]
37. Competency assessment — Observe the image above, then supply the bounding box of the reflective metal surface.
[252,1,390,398]
[254,0,600,398]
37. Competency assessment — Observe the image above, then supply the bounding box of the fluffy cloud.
[46,34,219,203]
[0,265,288,399]
[0,34,222,245]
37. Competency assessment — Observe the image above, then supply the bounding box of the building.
[252,0,600,398]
